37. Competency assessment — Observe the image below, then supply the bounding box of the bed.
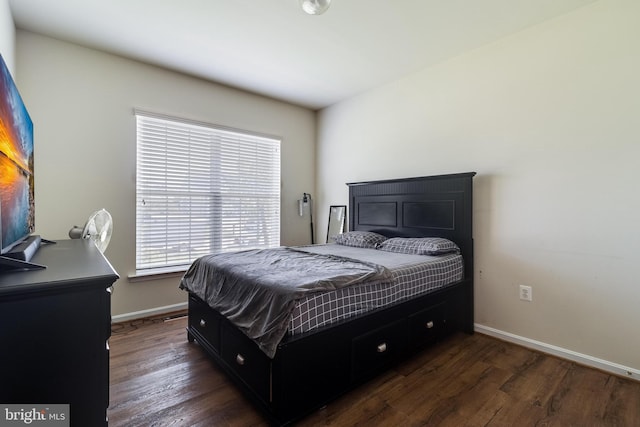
[180,172,476,425]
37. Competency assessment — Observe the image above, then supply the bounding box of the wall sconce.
[298,193,315,244]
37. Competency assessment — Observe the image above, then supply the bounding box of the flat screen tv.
[0,54,34,255]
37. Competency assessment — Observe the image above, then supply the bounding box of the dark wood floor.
[109,313,640,426]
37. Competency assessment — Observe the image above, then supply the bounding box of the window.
[135,111,281,274]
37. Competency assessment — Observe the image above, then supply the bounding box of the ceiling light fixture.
[300,0,331,15]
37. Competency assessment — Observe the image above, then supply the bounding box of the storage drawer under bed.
[408,301,450,349]
[188,295,221,352]
[351,319,407,380]
[220,322,272,404]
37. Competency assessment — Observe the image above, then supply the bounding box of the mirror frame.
[326,205,347,243]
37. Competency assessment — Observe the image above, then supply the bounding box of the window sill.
[128,266,188,283]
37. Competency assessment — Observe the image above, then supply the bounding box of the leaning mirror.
[326,205,347,243]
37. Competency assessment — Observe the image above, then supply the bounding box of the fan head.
[68,209,113,252]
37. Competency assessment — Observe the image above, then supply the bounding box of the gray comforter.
[179,247,393,358]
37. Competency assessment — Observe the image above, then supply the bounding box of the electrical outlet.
[519,285,532,302]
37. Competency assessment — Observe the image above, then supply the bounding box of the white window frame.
[134,110,281,275]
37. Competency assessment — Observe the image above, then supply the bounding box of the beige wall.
[317,0,640,372]
[16,31,316,317]
[0,0,14,72]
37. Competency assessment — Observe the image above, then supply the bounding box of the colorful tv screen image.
[0,55,34,253]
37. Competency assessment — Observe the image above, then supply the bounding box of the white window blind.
[135,112,281,273]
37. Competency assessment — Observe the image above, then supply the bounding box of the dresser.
[0,239,119,427]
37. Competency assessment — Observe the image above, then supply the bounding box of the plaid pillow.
[378,237,459,255]
[334,231,387,249]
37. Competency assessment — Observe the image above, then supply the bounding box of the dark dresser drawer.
[189,295,221,352]
[408,301,449,349]
[352,319,407,380]
[220,322,271,403]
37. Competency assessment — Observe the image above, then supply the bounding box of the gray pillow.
[334,231,387,249]
[378,237,459,255]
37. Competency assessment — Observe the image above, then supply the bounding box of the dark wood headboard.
[347,172,476,279]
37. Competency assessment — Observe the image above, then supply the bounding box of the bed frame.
[186,172,476,425]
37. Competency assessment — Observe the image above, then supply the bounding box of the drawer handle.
[236,354,245,365]
[377,343,387,353]
[199,319,206,327]
[426,321,434,329]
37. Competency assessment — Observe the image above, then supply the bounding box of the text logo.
[0,405,69,427]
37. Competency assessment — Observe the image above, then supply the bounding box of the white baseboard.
[111,302,188,323]
[475,324,640,382]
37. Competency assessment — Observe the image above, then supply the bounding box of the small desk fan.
[68,209,113,253]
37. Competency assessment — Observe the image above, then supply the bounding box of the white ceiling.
[9,0,597,110]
